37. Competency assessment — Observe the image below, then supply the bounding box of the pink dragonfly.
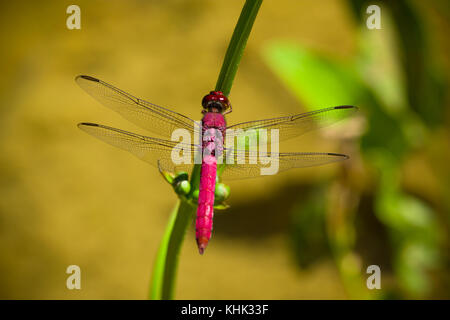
[76,75,357,254]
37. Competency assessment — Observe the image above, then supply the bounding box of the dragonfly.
[76,75,358,254]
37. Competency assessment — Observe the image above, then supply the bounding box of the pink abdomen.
[196,154,216,254]
[196,112,226,254]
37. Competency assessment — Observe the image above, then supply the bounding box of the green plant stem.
[216,0,263,96]
[149,200,194,299]
[149,0,263,300]
[149,165,201,300]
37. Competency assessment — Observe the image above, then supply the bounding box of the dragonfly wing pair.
[76,76,357,180]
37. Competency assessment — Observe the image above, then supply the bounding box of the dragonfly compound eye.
[201,91,230,112]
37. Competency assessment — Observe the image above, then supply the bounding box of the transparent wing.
[78,123,348,181]
[218,149,348,180]
[78,122,197,174]
[226,106,358,144]
[76,75,197,139]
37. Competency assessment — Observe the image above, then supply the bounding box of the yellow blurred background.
[0,0,448,299]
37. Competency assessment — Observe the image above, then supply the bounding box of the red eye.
[202,91,230,110]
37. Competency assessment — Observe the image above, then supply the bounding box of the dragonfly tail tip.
[197,237,209,255]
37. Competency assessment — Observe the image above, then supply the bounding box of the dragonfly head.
[202,91,231,113]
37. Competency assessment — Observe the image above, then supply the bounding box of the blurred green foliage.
[262,0,448,298]
[289,185,329,269]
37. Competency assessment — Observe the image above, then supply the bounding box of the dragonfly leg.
[223,103,233,115]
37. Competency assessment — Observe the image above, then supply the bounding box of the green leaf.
[262,41,364,109]
[357,14,408,114]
